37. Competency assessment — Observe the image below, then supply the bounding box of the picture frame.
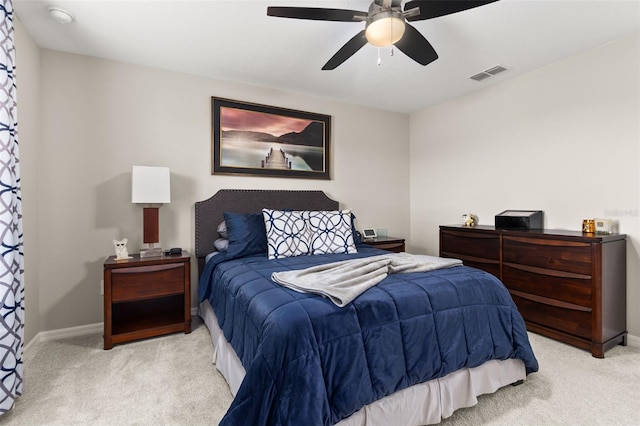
[211,97,331,179]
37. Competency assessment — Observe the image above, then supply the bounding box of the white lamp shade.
[131,166,171,204]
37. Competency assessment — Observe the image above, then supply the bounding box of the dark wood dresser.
[440,225,627,358]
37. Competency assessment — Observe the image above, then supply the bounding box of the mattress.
[199,300,527,426]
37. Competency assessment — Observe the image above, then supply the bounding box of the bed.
[195,189,538,426]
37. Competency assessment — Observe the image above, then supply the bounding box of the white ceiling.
[14,0,640,114]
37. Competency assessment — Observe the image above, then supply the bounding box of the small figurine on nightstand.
[113,238,132,260]
[461,213,477,227]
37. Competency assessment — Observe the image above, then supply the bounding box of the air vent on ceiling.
[470,65,509,82]
[470,72,492,81]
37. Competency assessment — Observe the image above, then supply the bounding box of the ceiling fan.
[267,0,498,70]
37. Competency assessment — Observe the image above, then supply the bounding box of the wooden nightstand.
[103,252,191,349]
[363,236,405,253]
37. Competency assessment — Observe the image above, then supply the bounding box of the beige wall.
[409,35,640,336]
[35,50,409,332]
[15,18,41,344]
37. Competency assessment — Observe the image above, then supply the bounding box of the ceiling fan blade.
[267,7,368,22]
[394,24,438,66]
[322,30,368,70]
[404,0,499,21]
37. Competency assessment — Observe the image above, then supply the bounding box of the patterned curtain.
[0,0,24,415]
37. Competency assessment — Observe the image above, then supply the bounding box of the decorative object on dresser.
[131,165,171,258]
[440,225,627,358]
[582,218,596,233]
[594,218,614,234]
[495,210,543,230]
[461,213,477,227]
[211,97,331,180]
[103,252,191,349]
[364,235,405,253]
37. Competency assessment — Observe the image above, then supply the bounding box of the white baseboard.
[23,332,40,355]
[39,322,103,343]
[24,308,201,356]
[23,314,637,356]
[23,322,102,356]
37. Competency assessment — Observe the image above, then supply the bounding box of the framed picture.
[211,97,331,179]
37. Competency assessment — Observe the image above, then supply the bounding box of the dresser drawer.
[503,264,592,308]
[440,229,500,277]
[441,230,500,260]
[111,263,185,302]
[511,293,591,340]
[503,236,592,275]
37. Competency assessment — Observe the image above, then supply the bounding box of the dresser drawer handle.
[504,262,591,280]
[443,231,496,240]
[504,236,590,248]
[441,252,498,265]
[510,289,592,313]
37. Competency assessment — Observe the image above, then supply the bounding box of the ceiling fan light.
[365,12,405,47]
[48,6,75,24]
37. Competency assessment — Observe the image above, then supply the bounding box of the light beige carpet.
[2,317,640,425]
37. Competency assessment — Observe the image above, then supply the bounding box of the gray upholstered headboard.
[194,189,339,274]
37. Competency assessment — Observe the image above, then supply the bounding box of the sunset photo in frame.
[212,97,331,179]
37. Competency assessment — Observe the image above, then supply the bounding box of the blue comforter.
[199,246,538,426]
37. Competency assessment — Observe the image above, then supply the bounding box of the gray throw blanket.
[271,253,462,307]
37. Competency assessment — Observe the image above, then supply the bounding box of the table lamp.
[131,166,170,258]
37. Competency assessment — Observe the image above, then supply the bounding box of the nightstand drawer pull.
[111,263,182,275]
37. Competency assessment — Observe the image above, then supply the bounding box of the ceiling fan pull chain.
[390,47,394,57]
[377,48,382,66]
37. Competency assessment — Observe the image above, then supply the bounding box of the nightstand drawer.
[372,242,405,252]
[111,263,185,302]
[364,236,405,253]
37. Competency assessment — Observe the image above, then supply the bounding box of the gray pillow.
[214,238,229,252]
[217,221,228,239]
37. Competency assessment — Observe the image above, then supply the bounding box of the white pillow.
[305,210,357,255]
[262,209,311,260]
[214,238,229,252]
[217,221,228,239]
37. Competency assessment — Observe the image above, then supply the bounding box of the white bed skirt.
[199,300,526,426]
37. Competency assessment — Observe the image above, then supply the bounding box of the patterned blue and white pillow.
[263,209,311,260]
[305,210,357,255]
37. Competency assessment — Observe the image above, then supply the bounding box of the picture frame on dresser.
[211,97,331,180]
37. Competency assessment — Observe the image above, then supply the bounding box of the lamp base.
[140,247,164,258]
